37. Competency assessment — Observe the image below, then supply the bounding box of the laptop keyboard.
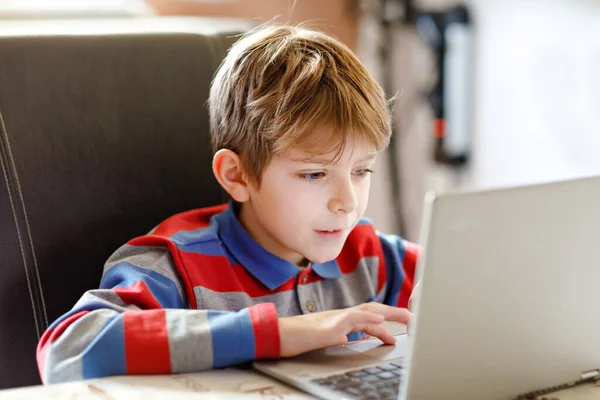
[311,361,403,400]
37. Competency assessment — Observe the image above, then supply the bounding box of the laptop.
[253,176,600,400]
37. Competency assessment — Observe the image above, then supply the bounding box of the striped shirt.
[36,204,420,384]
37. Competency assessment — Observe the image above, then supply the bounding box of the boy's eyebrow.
[292,155,335,164]
[292,153,377,164]
[357,153,377,162]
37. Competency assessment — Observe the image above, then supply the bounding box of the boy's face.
[239,137,375,266]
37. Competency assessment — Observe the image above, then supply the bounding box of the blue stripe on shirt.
[207,309,256,368]
[169,224,236,264]
[100,262,185,308]
[347,332,368,342]
[82,313,127,379]
[378,234,407,306]
[357,217,374,226]
[47,301,122,330]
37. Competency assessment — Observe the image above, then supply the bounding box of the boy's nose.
[328,181,358,214]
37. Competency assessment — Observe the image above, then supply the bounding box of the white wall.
[360,0,600,241]
[465,0,600,189]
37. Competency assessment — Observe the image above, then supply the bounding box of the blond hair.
[209,25,391,184]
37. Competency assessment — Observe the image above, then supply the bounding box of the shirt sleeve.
[36,243,280,384]
[377,233,421,308]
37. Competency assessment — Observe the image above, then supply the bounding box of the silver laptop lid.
[402,176,600,400]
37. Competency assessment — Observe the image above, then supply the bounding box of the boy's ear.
[212,149,251,203]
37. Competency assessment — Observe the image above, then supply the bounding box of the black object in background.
[416,4,473,166]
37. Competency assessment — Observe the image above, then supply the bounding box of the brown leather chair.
[0,18,247,389]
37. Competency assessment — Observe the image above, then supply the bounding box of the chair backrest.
[0,17,248,389]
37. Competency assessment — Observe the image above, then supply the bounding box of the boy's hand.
[278,303,411,358]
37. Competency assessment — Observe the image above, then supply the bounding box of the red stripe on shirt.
[151,204,227,238]
[128,235,172,248]
[180,251,296,297]
[127,236,198,305]
[36,310,89,380]
[124,309,171,374]
[396,242,420,308]
[114,281,162,309]
[127,205,228,309]
[248,303,280,359]
[339,224,386,292]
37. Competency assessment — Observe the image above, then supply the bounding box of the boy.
[36,25,420,384]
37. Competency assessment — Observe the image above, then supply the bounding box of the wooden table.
[1,367,599,399]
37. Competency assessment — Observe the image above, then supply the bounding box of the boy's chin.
[304,249,343,264]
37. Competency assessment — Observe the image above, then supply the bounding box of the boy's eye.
[300,172,326,181]
[353,168,374,177]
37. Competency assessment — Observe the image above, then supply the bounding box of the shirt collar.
[312,259,343,279]
[214,204,343,289]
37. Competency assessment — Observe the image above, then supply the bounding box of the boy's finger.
[360,303,412,324]
[342,310,385,327]
[361,324,396,345]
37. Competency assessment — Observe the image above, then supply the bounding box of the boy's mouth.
[315,229,344,238]
[318,229,341,233]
